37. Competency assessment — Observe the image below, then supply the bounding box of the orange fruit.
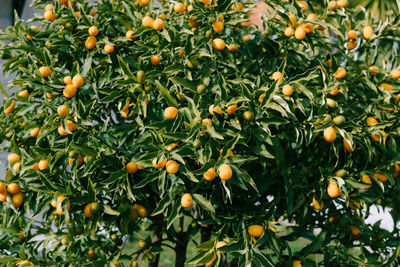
[366,117,378,126]
[138,0,150,7]
[333,67,346,79]
[18,90,29,97]
[188,16,199,28]
[271,71,283,84]
[362,26,373,40]
[218,163,232,181]
[302,23,314,34]
[174,3,186,13]
[5,101,16,114]
[150,55,160,65]
[164,106,178,119]
[7,183,21,195]
[159,14,167,19]
[12,193,24,207]
[39,66,52,77]
[231,3,243,10]
[293,261,302,267]
[282,84,293,96]
[329,88,339,96]
[307,13,317,20]
[212,21,224,33]
[32,163,39,170]
[88,26,98,36]
[133,204,147,218]
[142,16,155,27]
[337,0,348,8]
[60,0,73,7]
[39,159,49,170]
[126,30,137,40]
[153,18,164,31]
[258,93,265,103]
[84,203,93,218]
[166,160,179,174]
[248,225,264,237]
[45,4,54,11]
[284,27,294,37]
[369,65,379,76]
[390,69,400,79]
[72,74,84,88]
[219,149,233,157]
[85,36,97,49]
[294,27,306,40]
[181,193,193,208]
[0,192,6,202]
[7,153,20,163]
[126,162,138,174]
[226,104,237,115]
[371,130,387,143]
[104,44,114,53]
[58,124,69,136]
[361,174,372,188]
[165,142,178,151]
[347,41,358,50]
[242,35,251,42]
[343,139,355,152]
[44,10,56,21]
[297,1,308,11]
[328,1,338,10]
[13,162,20,173]
[201,118,212,133]
[209,104,223,116]
[0,182,6,193]
[212,38,225,50]
[63,84,77,98]
[312,197,324,210]
[380,83,393,91]
[349,225,360,235]
[347,30,357,39]
[324,126,336,142]
[374,172,387,182]
[57,104,69,117]
[46,92,55,99]
[63,76,72,85]
[203,167,217,181]
[327,180,341,198]
[152,158,167,168]
[87,249,96,260]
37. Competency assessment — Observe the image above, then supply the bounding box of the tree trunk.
[175,217,188,267]
[201,225,212,243]
[148,228,161,267]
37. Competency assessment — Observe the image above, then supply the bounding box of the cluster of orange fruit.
[0,180,24,208]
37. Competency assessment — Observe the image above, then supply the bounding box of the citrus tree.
[1,0,400,266]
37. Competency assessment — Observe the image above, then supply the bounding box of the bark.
[201,225,212,243]
[174,217,188,267]
[148,228,161,267]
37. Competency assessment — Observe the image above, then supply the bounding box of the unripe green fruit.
[333,115,345,125]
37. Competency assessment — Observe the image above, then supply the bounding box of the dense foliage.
[1,0,400,266]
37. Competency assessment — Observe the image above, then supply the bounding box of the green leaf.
[155,80,178,107]
[193,194,215,214]
[104,204,121,216]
